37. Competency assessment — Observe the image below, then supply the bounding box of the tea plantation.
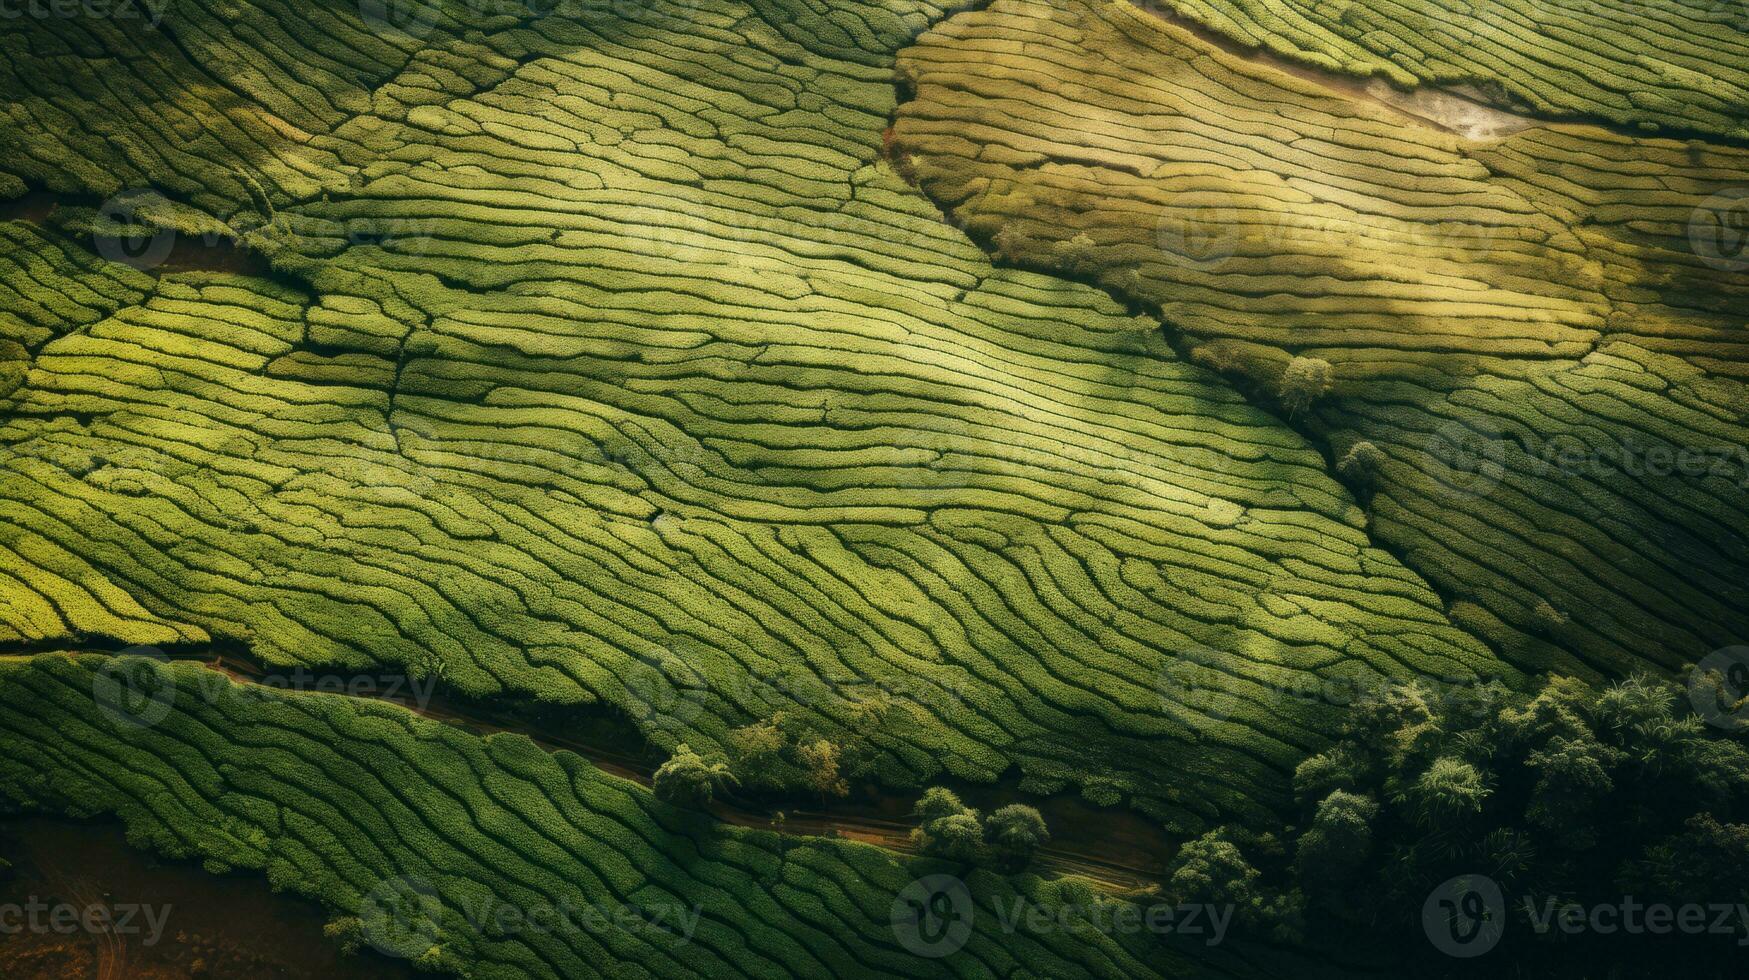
[0,0,1743,975]
[0,0,1507,833]
[0,652,1284,979]
[890,0,1749,679]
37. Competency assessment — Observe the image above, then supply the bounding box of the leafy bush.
[1336,440,1384,496]
[909,787,984,861]
[1276,357,1333,414]
[725,712,860,799]
[918,812,985,863]
[793,739,848,799]
[1294,790,1375,890]
[1274,675,1749,967]
[985,804,1049,871]
[652,744,736,808]
[913,787,970,825]
[1164,829,1303,943]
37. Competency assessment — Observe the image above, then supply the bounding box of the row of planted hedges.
[0,653,1283,979]
[890,0,1749,680]
[0,0,1507,830]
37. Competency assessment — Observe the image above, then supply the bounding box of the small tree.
[1293,745,1365,807]
[1524,735,1616,845]
[1277,356,1333,415]
[728,716,786,759]
[1296,791,1378,892]
[1337,441,1385,491]
[653,744,737,808]
[795,738,849,799]
[1168,829,1264,908]
[1622,814,1749,905]
[1399,756,1490,828]
[1168,828,1305,942]
[324,916,364,956]
[910,787,985,861]
[913,786,970,825]
[917,812,986,862]
[726,716,788,789]
[1052,232,1100,277]
[985,804,1050,871]
[991,225,1027,262]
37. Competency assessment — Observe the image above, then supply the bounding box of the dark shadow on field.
[887,0,1749,683]
[0,815,419,980]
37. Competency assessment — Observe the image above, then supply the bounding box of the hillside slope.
[0,0,1507,832]
[890,0,1749,679]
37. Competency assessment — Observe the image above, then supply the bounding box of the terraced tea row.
[0,652,1274,980]
[0,0,1508,831]
[1145,0,1749,138]
[889,0,1749,677]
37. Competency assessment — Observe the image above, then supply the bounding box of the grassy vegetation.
[1147,0,1749,138]
[0,652,1275,979]
[0,0,1510,835]
[0,0,1744,974]
[890,0,1749,681]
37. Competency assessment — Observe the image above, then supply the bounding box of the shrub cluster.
[723,697,900,800]
[908,787,1050,872]
[1170,675,1749,968]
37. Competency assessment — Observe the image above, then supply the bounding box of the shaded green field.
[0,0,1506,832]
[1146,0,1749,138]
[890,0,1749,679]
[0,652,1281,979]
[1,0,1744,975]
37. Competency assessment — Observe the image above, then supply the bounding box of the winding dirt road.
[189,653,1174,891]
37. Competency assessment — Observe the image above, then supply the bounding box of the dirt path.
[0,817,417,980]
[192,655,1173,891]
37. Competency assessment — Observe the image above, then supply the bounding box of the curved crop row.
[0,653,1286,979]
[889,0,1749,678]
[1146,0,1749,138]
[0,0,1508,829]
